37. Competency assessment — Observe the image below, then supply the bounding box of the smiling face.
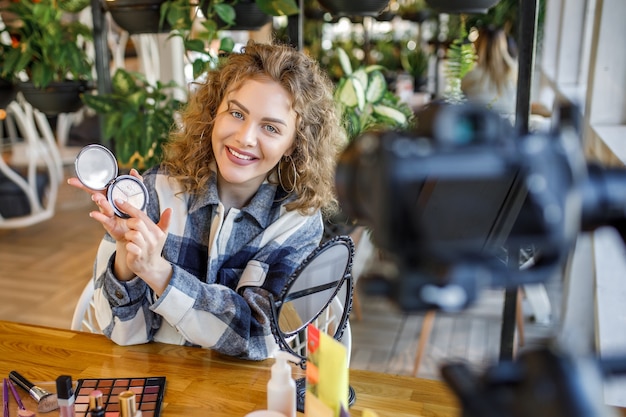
[212,77,298,203]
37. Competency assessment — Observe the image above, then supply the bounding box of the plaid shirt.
[93,166,323,360]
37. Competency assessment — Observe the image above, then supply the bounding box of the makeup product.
[73,377,165,417]
[6,379,36,417]
[56,375,76,417]
[8,371,59,413]
[88,390,105,417]
[3,378,9,417]
[74,144,149,218]
[118,391,142,417]
[267,351,296,417]
[244,411,287,417]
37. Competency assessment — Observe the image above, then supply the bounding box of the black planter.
[104,0,171,34]
[18,80,91,116]
[206,1,272,31]
[0,78,17,110]
[317,0,390,17]
[414,75,428,92]
[304,6,325,20]
[399,9,434,23]
[425,0,501,14]
[376,11,395,21]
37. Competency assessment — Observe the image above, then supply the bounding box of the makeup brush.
[7,378,36,417]
[8,371,59,413]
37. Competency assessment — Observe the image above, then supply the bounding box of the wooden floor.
[0,163,103,329]
[0,162,563,381]
[351,283,561,380]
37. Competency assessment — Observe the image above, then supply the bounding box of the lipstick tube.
[118,390,142,417]
[56,375,75,417]
[88,390,105,417]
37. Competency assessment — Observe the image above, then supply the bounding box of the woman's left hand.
[115,199,174,295]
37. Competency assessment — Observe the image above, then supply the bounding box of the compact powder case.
[75,144,149,218]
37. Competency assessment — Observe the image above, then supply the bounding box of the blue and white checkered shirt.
[93,165,324,360]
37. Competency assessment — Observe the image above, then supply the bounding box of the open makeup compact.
[74,144,149,218]
[269,235,356,412]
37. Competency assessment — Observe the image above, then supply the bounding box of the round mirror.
[274,236,353,348]
[270,235,355,413]
[277,238,352,336]
[75,144,149,218]
[75,144,118,190]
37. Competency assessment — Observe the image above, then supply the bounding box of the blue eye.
[231,110,243,119]
[264,124,278,134]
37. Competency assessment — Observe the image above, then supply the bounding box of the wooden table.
[0,321,459,417]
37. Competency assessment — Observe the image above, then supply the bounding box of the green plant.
[443,21,476,104]
[397,0,432,21]
[81,68,185,170]
[333,48,414,141]
[0,0,93,88]
[371,36,402,72]
[161,0,299,79]
[400,42,430,85]
[0,24,12,78]
[465,0,546,41]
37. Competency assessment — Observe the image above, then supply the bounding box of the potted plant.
[81,68,185,170]
[0,0,94,115]
[104,0,172,35]
[400,42,431,92]
[0,22,16,110]
[333,47,414,142]
[397,0,433,23]
[323,48,414,237]
[317,0,390,17]
[161,0,299,80]
[209,0,272,31]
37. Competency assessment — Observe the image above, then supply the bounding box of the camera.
[336,102,626,312]
[336,101,626,416]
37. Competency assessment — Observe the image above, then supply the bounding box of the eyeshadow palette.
[74,377,166,417]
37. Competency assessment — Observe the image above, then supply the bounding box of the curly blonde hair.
[162,40,346,215]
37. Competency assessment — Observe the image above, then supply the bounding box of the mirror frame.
[270,235,355,368]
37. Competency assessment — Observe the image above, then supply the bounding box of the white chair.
[70,239,113,333]
[71,278,100,333]
[0,95,63,228]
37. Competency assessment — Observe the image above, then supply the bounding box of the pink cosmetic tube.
[56,375,76,417]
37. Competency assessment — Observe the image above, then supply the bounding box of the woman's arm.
[151,210,323,359]
[92,235,159,345]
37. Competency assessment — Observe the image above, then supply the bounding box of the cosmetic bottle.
[267,351,296,417]
[88,390,105,417]
[56,375,76,417]
[118,390,142,417]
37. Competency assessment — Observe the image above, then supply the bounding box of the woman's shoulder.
[142,165,190,196]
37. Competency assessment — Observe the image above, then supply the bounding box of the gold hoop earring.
[278,155,297,194]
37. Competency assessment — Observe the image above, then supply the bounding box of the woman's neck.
[216,173,262,212]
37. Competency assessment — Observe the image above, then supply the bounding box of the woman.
[69,41,346,360]
[461,26,519,116]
